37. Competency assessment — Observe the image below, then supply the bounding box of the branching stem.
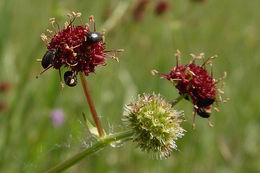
[45,129,134,173]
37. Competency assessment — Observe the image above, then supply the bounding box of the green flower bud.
[124,93,185,159]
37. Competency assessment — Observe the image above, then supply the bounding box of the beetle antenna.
[36,65,53,79]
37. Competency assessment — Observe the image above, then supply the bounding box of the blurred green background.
[0,0,259,172]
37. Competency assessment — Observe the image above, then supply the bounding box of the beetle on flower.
[37,12,123,88]
[152,50,229,129]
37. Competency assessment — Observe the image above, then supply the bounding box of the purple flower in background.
[50,109,65,127]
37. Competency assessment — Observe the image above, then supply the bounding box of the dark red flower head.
[0,82,10,93]
[155,1,170,15]
[38,12,123,87]
[133,0,150,22]
[152,50,227,127]
[0,102,7,112]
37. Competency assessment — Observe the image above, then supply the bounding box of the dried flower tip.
[49,18,55,24]
[124,93,185,159]
[175,49,181,58]
[214,107,219,112]
[208,121,214,128]
[102,29,106,34]
[76,12,82,17]
[36,59,42,62]
[223,98,230,103]
[190,53,197,59]
[72,11,77,16]
[64,21,69,29]
[46,29,53,34]
[206,60,213,65]
[218,95,222,102]
[223,72,227,79]
[210,55,218,59]
[151,69,159,76]
[116,49,124,52]
[192,123,196,130]
[221,82,226,88]
[67,13,73,19]
[187,68,195,76]
[85,23,90,28]
[40,33,48,42]
[218,89,224,94]
[112,56,119,62]
[89,15,94,22]
[175,50,182,65]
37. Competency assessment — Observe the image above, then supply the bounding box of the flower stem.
[79,72,105,137]
[171,94,187,107]
[45,129,135,173]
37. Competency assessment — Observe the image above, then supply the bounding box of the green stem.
[171,94,187,107]
[45,129,135,173]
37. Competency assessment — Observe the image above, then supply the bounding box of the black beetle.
[86,32,102,44]
[197,97,215,107]
[42,49,56,68]
[64,71,77,87]
[196,108,210,118]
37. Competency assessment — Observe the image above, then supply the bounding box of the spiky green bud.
[124,93,185,159]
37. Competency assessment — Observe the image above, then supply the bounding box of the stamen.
[151,70,159,76]
[218,89,225,94]
[210,55,218,59]
[208,119,214,128]
[192,107,197,130]
[214,107,219,112]
[67,13,73,20]
[175,49,181,66]
[187,68,195,76]
[223,72,227,79]
[112,56,119,62]
[46,29,53,36]
[72,11,77,16]
[85,23,90,29]
[40,33,48,46]
[223,98,230,103]
[190,53,197,59]
[104,49,124,53]
[49,18,57,34]
[221,82,226,89]
[66,60,78,67]
[218,95,223,102]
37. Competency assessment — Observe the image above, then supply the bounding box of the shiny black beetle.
[86,32,102,44]
[64,71,77,87]
[196,108,211,118]
[41,49,56,68]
